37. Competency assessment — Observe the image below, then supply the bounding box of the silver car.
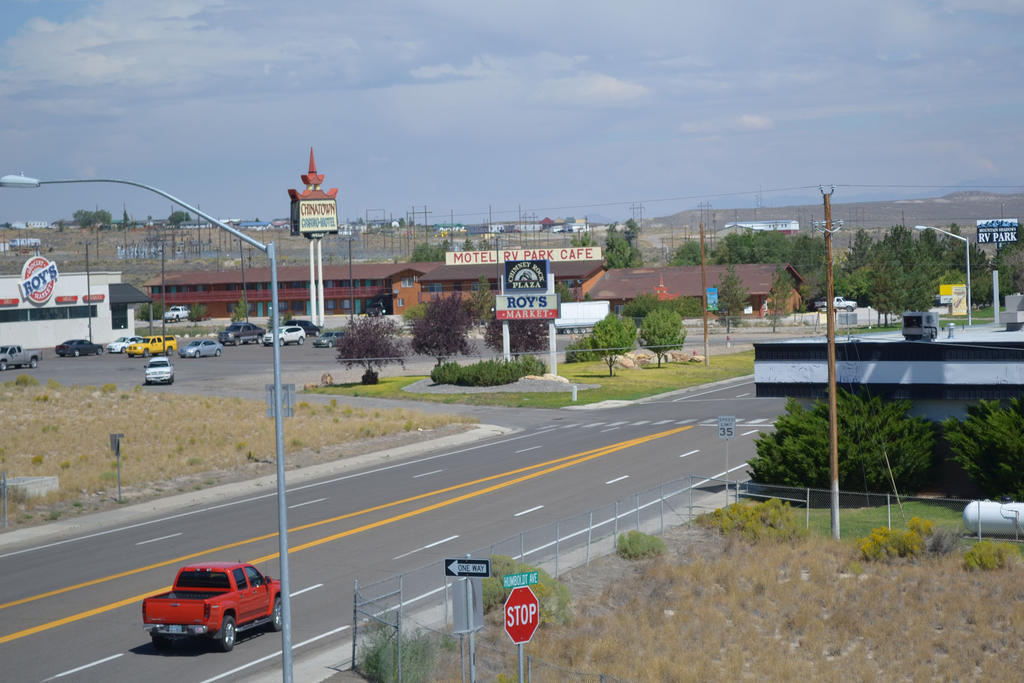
[107,335,144,353]
[262,325,306,346]
[179,339,224,358]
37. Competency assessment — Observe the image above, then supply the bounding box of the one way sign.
[445,558,491,578]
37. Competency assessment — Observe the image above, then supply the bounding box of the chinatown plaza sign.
[446,246,601,266]
[19,256,60,304]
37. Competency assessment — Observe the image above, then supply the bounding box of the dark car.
[55,339,103,357]
[290,319,321,337]
[218,322,265,346]
[313,330,344,348]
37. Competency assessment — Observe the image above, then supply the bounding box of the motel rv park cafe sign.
[445,246,602,266]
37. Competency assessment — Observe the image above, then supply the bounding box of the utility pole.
[814,186,843,541]
[239,238,249,322]
[700,219,709,367]
[85,242,93,343]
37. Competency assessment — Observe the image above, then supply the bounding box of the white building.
[0,256,151,349]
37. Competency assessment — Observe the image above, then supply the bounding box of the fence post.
[555,520,560,578]
[443,575,449,627]
[520,532,525,562]
[660,485,665,535]
[586,511,592,565]
[635,492,641,530]
[397,574,403,683]
[805,488,810,529]
[614,500,619,540]
[1,470,6,529]
[351,579,358,674]
[688,475,693,523]
[887,493,891,529]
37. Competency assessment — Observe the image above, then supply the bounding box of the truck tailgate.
[143,595,213,625]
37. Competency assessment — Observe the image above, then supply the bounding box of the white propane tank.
[962,500,1024,536]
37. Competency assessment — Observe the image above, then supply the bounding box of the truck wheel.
[143,349,150,358]
[217,615,236,652]
[30,358,37,368]
[270,597,283,632]
[0,360,6,371]
[151,634,171,651]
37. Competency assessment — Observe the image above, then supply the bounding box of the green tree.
[168,210,190,227]
[748,391,936,492]
[669,241,702,266]
[591,313,636,377]
[570,232,596,247]
[555,280,577,304]
[943,397,1024,500]
[639,308,684,367]
[465,275,495,325]
[767,266,792,333]
[411,240,450,262]
[231,296,248,322]
[716,264,749,333]
[604,230,642,269]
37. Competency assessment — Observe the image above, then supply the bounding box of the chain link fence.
[350,474,986,681]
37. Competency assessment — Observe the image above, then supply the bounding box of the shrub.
[15,374,38,387]
[925,526,959,556]
[944,397,1024,500]
[616,530,667,560]
[358,624,437,683]
[430,361,461,385]
[100,383,117,394]
[699,498,808,543]
[564,335,601,362]
[482,555,571,627]
[963,540,1019,571]
[857,527,924,562]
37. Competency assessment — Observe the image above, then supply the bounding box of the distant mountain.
[650,191,1024,231]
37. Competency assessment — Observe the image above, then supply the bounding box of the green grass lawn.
[806,500,965,540]
[307,350,754,408]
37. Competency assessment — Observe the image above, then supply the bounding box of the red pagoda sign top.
[288,147,339,236]
[654,274,677,301]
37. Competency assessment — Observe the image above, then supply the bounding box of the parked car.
[218,322,265,346]
[144,357,174,385]
[313,330,344,348]
[179,339,224,358]
[814,296,857,312]
[55,339,103,357]
[126,336,178,357]
[163,305,190,322]
[290,319,321,337]
[107,336,144,353]
[0,345,41,370]
[262,325,306,346]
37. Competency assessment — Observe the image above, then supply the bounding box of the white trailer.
[555,300,610,334]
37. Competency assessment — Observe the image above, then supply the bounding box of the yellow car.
[126,335,178,357]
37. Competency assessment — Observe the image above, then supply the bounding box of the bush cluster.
[616,530,667,560]
[429,357,545,387]
[963,540,1019,571]
[564,335,601,363]
[858,527,924,562]
[699,498,807,543]
[482,555,571,627]
[358,624,437,683]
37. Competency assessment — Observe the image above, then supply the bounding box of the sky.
[1,0,1023,226]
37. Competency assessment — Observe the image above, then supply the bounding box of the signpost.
[717,415,735,506]
[446,557,490,681]
[504,586,540,683]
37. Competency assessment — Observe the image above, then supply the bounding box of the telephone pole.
[700,219,709,367]
[813,186,843,540]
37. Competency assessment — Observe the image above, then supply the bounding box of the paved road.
[0,323,804,681]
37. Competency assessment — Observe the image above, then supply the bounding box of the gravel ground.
[402,377,602,394]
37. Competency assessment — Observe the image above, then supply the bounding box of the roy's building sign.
[495,293,559,320]
[19,256,59,304]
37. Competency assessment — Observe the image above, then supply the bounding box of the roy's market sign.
[445,246,602,266]
[19,256,60,304]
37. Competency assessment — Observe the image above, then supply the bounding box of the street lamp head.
[914,225,930,231]
[0,174,41,188]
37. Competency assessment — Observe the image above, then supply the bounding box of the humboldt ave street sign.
[504,586,540,644]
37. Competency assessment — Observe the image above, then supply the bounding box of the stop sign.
[504,586,540,644]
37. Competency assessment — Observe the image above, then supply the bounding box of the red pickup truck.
[142,562,282,652]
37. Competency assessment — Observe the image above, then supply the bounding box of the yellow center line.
[0,426,689,644]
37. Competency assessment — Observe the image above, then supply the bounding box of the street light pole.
[915,225,971,326]
[1,173,294,682]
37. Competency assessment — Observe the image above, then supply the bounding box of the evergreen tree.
[943,397,1024,500]
[716,264,749,333]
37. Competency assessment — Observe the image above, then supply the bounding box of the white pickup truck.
[0,345,41,371]
[163,305,190,322]
[814,296,856,312]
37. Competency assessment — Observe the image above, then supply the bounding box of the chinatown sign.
[496,293,559,320]
[446,246,602,266]
[292,198,339,236]
[19,256,59,305]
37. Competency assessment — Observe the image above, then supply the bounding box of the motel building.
[0,256,151,349]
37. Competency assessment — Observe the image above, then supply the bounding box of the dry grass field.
[434,525,1023,681]
[0,375,470,526]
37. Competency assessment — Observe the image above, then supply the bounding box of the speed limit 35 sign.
[717,415,736,440]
